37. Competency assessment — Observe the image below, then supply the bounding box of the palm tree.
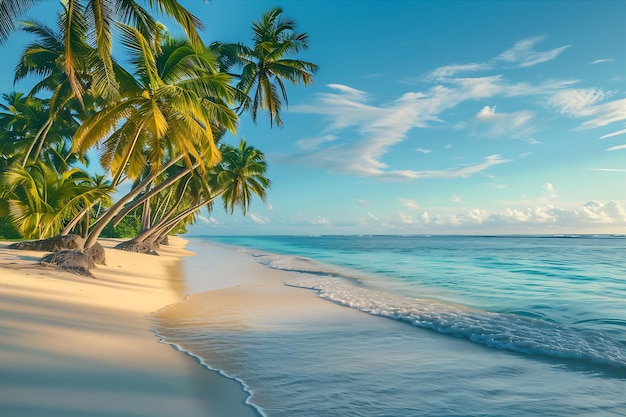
[2,162,113,239]
[0,90,82,167]
[214,7,319,127]
[217,139,270,214]
[14,17,96,166]
[116,139,270,252]
[72,28,238,250]
[61,0,205,101]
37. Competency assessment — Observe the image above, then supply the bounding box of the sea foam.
[246,250,626,370]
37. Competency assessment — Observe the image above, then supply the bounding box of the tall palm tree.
[214,7,319,127]
[72,28,238,249]
[14,17,96,165]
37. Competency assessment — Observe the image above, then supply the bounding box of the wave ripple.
[285,275,626,371]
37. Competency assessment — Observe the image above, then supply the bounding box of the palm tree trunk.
[83,155,185,249]
[141,197,151,231]
[112,125,143,186]
[136,192,223,244]
[110,162,197,228]
[21,118,53,167]
[61,207,89,236]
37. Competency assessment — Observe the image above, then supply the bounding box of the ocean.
[152,235,626,416]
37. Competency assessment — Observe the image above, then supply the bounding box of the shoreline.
[0,237,258,417]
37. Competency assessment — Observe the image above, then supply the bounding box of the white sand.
[0,237,258,417]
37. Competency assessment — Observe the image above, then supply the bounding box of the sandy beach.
[0,237,258,417]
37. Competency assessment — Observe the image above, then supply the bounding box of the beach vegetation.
[115,139,270,253]
[1,162,113,239]
[1,2,316,271]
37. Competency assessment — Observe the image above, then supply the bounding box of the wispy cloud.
[579,98,626,129]
[547,88,607,117]
[495,37,571,68]
[399,198,419,210]
[544,87,626,131]
[599,128,626,140]
[286,36,620,181]
[473,105,535,139]
[429,36,570,79]
[249,213,270,224]
[606,144,626,152]
[593,168,626,172]
[429,62,490,78]
[290,76,552,178]
[297,134,338,150]
[589,58,614,65]
[198,215,219,224]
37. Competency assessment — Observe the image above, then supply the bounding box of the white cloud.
[428,37,569,79]
[452,195,462,203]
[579,98,626,129]
[416,148,431,154]
[297,134,338,150]
[477,105,497,118]
[351,201,626,233]
[399,212,418,224]
[399,198,419,210]
[197,215,219,224]
[249,213,269,224]
[429,62,490,78]
[357,198,369,205]
[290,80,522,179]
[578,201,626,223]
[441,201,626,228]
[496,36,571,68]
[589,58,614,65]
[600,128,626,139]
[547,88,607,117]
[606,144,626,152]
[314,216,331,225]
[285,37,610,182]
[543,182,557,199]
[473,106,535,139]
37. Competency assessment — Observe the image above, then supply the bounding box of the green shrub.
[100,215,141,238]
[0,218,21,240]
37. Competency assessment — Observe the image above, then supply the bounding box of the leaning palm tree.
[73,28,238,250]
[213,7,319,127]
[116,139,270,253]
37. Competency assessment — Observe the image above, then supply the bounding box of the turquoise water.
[154,235,626,416]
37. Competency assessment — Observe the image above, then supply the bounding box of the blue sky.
[3,0,626,235]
